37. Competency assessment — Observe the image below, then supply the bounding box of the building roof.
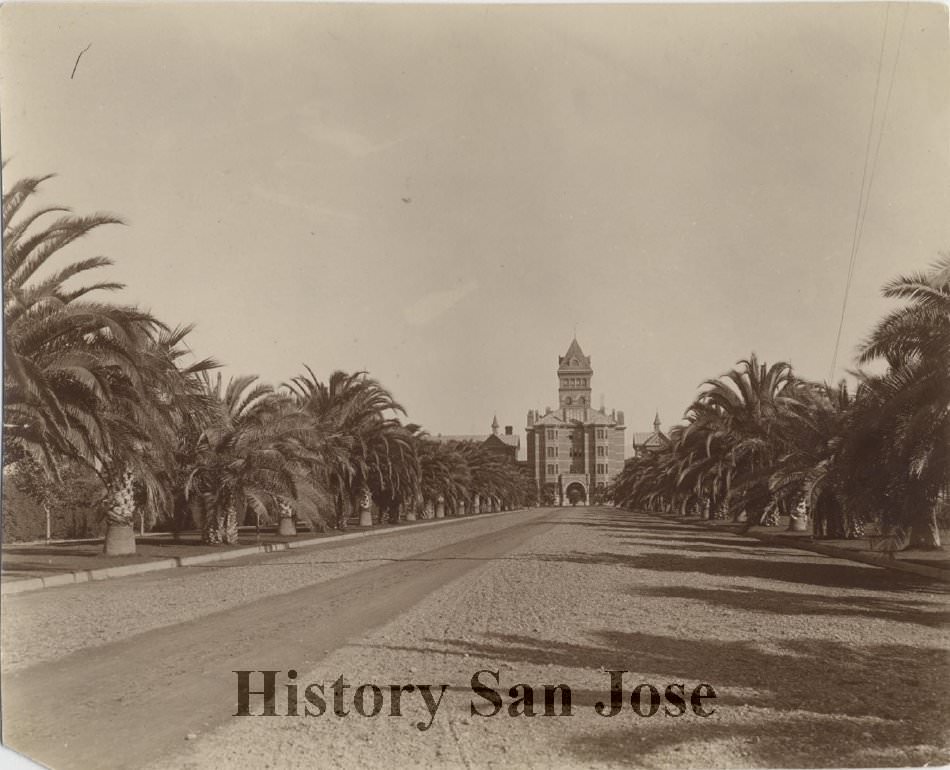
[433,432,520,450]
[558,337,592,370]
[533,411,568,426]
[632,430,669,448]
[586,409,617,426]
[432,434,484,444]
[485,433,520,449]
[530,407,624,428]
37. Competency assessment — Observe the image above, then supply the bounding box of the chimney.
[505,425,513,435]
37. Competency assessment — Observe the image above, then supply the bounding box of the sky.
[2,2,948,453]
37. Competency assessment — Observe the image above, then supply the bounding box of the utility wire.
[828,4,895,382]
[849,3,909,292]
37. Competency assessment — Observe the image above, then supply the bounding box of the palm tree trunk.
[357,487,373,527]
[223,505,239,544]
[277,498,297,536]
[907,506,942,549]
[103,466,137,556]
[203,510,222,544]
[334,493,347,530]
[435,494,445,519]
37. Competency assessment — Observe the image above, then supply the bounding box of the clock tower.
[557,338,593,421]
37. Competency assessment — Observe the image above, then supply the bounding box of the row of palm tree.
[610,256,950,550]
[3,174,535,554]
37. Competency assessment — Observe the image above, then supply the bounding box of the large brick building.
[525,338,626,505]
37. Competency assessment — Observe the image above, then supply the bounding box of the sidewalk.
[1,509,518,596]
[648,512,950,583]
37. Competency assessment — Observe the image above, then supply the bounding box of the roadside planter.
[358,489,374,527]
[104,523,136,556]
[788,500,809,532]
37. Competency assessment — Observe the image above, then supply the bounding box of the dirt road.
[3,507,948,769]
[2,508,558,770]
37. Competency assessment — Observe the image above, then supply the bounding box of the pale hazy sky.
[2,2,948,447]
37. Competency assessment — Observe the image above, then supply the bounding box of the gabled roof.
[485,433,520,449]
[533,411,567,426]
[558,337,591,370]
[434,432,520,451]
[432,434,483,444]
[632,430,669,448]
[585,410,616,426]
[531,409,622,428]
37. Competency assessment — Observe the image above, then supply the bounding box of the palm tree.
[364,421,420,524]
[1,173,216,554]
[767,381,858,537]
[95,325,219,554]
[687,355,800,526]
[286,368,407,528]
[611,356,806,527]
[837,256,950,548]
[185,375,316,544]
[3,174,161,474]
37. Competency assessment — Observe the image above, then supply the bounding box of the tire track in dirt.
[2,509,565,770]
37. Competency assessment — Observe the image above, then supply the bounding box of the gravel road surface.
[3,507,948,769]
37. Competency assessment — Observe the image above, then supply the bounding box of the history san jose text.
[234,669,718,731]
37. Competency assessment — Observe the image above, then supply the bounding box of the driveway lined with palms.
[5,507,948,770]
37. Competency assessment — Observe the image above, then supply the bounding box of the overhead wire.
[827,2,908,382]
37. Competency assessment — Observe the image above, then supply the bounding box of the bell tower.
[557,337,593,419]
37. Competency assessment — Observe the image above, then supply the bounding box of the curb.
[639,511,950,583]
[756,536,950,583]
[1,509,522,596]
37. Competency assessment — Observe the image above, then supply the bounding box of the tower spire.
[491,414,500,435]
[654,411,661,432]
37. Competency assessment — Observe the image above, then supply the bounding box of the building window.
[546,429,556,440]
[597,446,605,457]
[547,464,555,475]
[596,428,606,439]
[597,463,604,474]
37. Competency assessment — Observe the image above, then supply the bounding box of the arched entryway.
[564,481,588,506]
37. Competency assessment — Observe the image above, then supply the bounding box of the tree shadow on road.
[537,550,943,591]
[620,541,803,559]
[631,584,950,628]
[383,630,950,767]
[615,533,768,547]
